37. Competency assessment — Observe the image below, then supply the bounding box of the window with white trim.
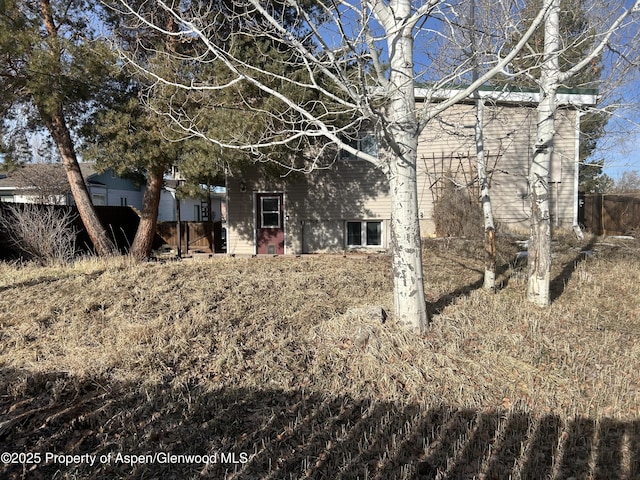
[260,196,281,228]
[346,220,382,247]
[92,193,106,206]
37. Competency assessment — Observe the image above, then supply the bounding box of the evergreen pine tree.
[0,0,116,255]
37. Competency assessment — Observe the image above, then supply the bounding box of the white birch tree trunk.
[474,97,497,290]
[384,0,428,331]
[468,0,497,291]
[524,0,640,305]
[528,0,559,306]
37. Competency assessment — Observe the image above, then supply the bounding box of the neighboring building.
[158,179,225,223]
[0,163,144,210]
[225,87,598,255]
[82,164,144,210]
[0,163,227,233]
[0,163,71,204]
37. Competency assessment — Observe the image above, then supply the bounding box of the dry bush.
[0,203,77,265]
[433,179,484,237]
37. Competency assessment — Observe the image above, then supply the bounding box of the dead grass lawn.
[1,236,639,479]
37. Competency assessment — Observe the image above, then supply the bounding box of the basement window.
[346,220,382,247]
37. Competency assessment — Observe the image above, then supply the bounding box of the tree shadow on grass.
[426,260,513,318]
[2,368,637,479]
[426,237,599,315]
[549,239,597,302]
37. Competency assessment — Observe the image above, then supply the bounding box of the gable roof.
[0,163,69,191]
[0,163,102,193]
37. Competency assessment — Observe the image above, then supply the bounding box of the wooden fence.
[579,193,640,236]
[156,221,224,254]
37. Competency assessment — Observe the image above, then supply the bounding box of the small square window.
[341,131,378,160]
[262,197,279,212]
[366,221,382,246]
[262,213,279,227]
[359,133,378,157]
[92,194,106,206]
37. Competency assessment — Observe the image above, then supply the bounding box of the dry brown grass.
[1,236,639,479]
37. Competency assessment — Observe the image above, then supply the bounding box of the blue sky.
[597,72,640,180]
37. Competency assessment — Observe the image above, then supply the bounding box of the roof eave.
[415,87,599,107]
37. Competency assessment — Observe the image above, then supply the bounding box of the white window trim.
[92,193,106,206]
[260,195,282,228]
[345,220,384,248]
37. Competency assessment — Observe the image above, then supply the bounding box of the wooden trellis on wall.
[422,151,501,203]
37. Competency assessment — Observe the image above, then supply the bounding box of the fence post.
[176,198,182,258]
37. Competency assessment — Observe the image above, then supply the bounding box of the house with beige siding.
[225,87,598,255]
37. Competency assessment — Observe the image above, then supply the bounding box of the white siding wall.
[88,185,143,210]
[158,190,177,221]
[8,194,68,205]
[107,188,144,209]
[417,103,577,234]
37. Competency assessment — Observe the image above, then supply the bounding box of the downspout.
[176,194,182,258]
[573,110,584,239]
[283,192,287,255]
[224,167,231,255]
[555,184,562,228]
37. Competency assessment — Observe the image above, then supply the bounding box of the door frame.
[254,191,286,254]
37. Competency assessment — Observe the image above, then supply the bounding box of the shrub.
[433,180,484,237]
[0,203,78,265]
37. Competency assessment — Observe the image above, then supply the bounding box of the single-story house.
[0,163,144,210]
[0,163,73,204]
[225,87,598,255]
